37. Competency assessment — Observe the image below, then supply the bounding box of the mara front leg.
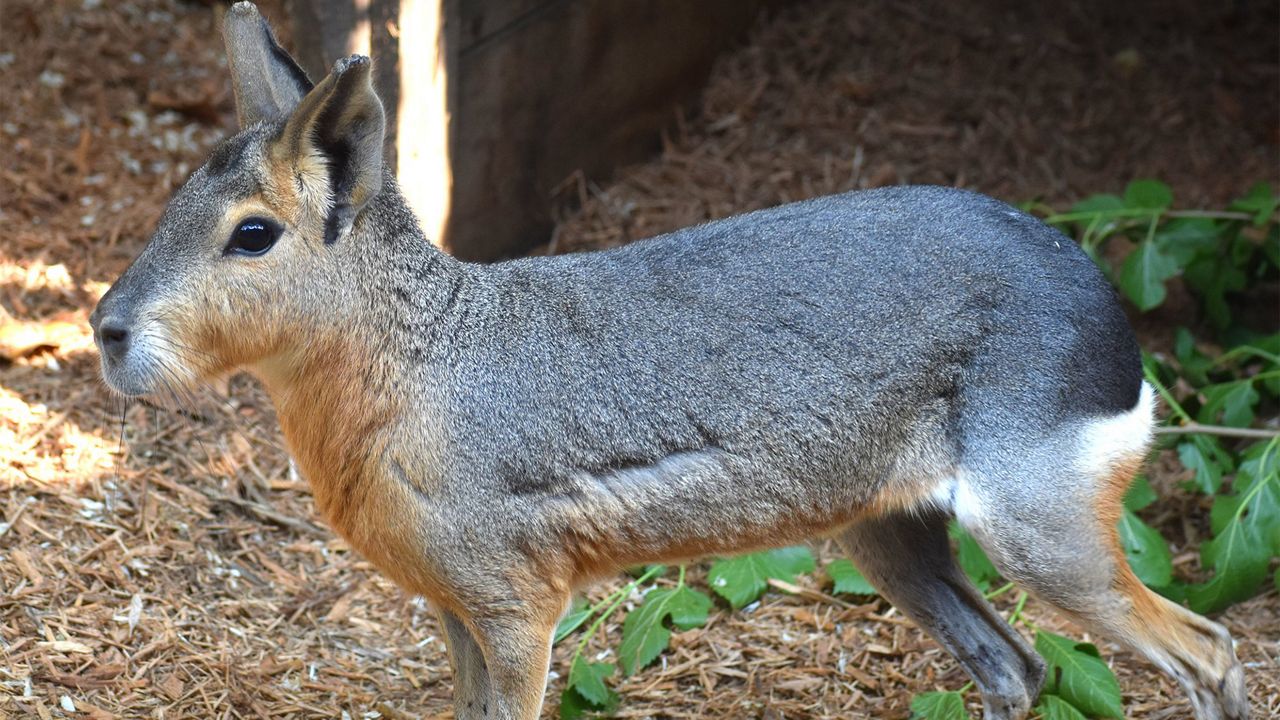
[444,573,568,720]
[438,609,493,718]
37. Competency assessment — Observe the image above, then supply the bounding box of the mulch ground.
[0,0,1276,718]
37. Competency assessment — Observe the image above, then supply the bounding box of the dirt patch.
[0,0,1276,718]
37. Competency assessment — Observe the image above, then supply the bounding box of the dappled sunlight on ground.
[0,382,118,487]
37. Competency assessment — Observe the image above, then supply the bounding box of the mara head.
[90,2,385,398]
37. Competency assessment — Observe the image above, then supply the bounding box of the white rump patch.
[1076,381,1156,478]
[929,473,984,528]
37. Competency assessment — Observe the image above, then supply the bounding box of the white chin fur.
[100,329,194,398]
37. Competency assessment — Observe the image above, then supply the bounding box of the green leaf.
[1186,516,1270,614]
[555,600,592,644]
[707,546,815,609]
[1229,182,1278,226]
[559,688,590,720]
[1177,436,1225,494]
[1197,382,1259,428]
[950,523,1001,591]
[1237,442,1280,553]
[910,690,968,720]
[1197,436,1279,620]
[1035,631,1124,719]
[1263,237,1280,282]
[1258,222,1280,272]
[1155,218,1219,267]
[1206,437,1280,563]
[567,657,615,706]
[1065,194,1125,251]
[1070,194,1125,215]
[1209,492,1243,536]
[1119,239,1179,310]
[1124,179,1173,209]
[1156,580,1189,604]
[1221,383,1260,428]
[1173,327,1214,387]
[1123,474,1158,511]
[1183,253,1247,330]
[559,684,616,720]
[1118,508,1173,588]
[668,587,713,630]
[618,585,712,675]
[1256,336,1280,398]
[1035,694,1089,720]
[826,559,878,596]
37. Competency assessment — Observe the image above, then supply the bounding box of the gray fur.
[375,184,1139,566]
[837,510,1046,720]
[223,2,312,127]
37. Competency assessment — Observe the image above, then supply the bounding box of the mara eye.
[225,217,281,257]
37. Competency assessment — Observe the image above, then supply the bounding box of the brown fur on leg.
[1096,460,1248,720]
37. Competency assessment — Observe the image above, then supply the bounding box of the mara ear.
[223,2,313,128]
[278,55,385,245]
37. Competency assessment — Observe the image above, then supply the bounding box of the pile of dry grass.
[0,0,1275,718]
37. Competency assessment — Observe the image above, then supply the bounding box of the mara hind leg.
[836,509,1046,720]
[953,391,1247,719]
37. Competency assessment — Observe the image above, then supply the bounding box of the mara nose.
[96,319,131,363]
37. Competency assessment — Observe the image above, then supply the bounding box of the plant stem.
[1043,208,1252,224]
[1144,211,1160,246]
[1009,591,1030,628]
[1044,208,1160,224]
[1225,436,1280,526]
[1166,210,1254,221]
[1214,344,1280,367]
[984,581,1016,600]
[1143,362,1193,422]
[574,565,665,655]
[1155,423,1280,440]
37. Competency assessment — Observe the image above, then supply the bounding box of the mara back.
[415,186,1141,564]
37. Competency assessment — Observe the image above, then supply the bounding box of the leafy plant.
[825,558,877,595]
[1041,180,1277,333]
[952,523,1002,591]
[1035,694,1089,720]
[910,690,967,720]
[1035,631,1123,719]
[707,545,815,609]
[1118,477,1173,589]
[617,576,712,675]
[556,565,667,718]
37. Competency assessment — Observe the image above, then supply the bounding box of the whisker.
[150,359,237,482]
[109,395,130,518]
[143,333,219,362]
[153,339,214,367]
